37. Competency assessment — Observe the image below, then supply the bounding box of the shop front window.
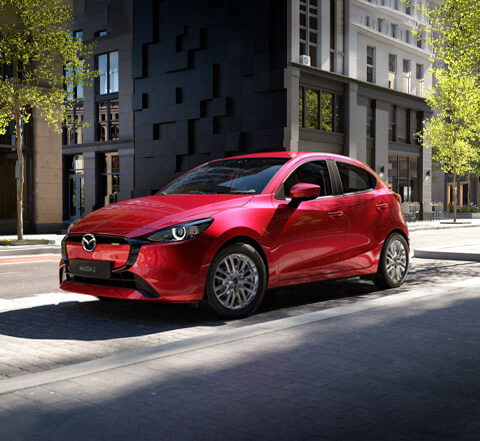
[388,154,419,202]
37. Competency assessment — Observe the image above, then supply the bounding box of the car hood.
[68,194,253,238]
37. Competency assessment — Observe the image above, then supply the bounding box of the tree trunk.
[13,62,24,240]
[467,173,471,209]
[453,169,457,223]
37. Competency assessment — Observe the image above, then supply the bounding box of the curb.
[414,249,480,261]
[0,246,61,257]
[408,223,480,232]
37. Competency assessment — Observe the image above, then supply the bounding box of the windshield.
[160,157,289,195]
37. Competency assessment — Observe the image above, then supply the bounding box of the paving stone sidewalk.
[1,278,480,441]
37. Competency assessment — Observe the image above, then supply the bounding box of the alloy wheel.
[385,239,408,283]
[213,253,259,310]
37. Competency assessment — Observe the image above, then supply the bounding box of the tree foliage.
[416,0,480,221]
[0,0,96,238]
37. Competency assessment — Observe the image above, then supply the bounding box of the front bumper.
[60,234,211,303]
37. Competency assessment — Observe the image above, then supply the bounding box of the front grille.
[65,270,159,299]
[66,234,130,245]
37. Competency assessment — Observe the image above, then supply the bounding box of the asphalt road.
[0,227,479,381]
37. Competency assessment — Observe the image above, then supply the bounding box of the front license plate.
[69,259,112,279]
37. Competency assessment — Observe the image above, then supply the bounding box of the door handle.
[376,202,388,211]
[328,210,344,219]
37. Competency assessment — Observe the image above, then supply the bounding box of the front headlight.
[147,218,214,243]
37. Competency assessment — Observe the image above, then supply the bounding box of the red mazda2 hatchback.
[60,152,409,318]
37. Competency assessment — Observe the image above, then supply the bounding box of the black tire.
[374,233,409,289]
[205,243,267,319]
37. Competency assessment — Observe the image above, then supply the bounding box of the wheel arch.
[385,228,410,251]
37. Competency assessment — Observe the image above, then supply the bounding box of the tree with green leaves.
[416,0,480,222]
[0,0,95,239]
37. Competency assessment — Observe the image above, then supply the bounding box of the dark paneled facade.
[132,0,288,196]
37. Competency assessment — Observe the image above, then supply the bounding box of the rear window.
[337,162,376,194]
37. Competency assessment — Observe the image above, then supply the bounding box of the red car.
[60,152,409,318]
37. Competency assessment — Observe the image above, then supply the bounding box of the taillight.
[393,193,402,204]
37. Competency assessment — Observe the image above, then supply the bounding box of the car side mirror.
[289,183,320,207]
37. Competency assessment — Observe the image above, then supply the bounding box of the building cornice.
[353,22,432,60]
[352,0,428,27]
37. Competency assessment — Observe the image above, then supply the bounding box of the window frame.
[275,159,337,201]
[335,161,377,196]
[96,50,119,96]
[367,46,376,83]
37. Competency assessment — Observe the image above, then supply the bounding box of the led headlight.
[147,218,213,243]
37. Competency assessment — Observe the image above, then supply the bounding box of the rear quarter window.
[337,162,376,194]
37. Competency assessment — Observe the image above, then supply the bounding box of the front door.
[269,160,346,281]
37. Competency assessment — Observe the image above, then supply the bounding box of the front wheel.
[205,243,267,319]
[374,233,409,289]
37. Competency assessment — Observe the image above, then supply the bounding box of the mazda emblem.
[82,234,97,253]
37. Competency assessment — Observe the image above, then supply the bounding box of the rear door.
[335,161,390,270]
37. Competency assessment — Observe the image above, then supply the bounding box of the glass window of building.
[97,51,119,95]
[367,46,375,83]
[366,99,376,169]
[403,59,411,93]
[388,54,397,89]
[377,18,384,33]
[96,100,119,142]
[299,0,318,67]
[414,111,423,144]
[391,24,398,38]
[416,30,423,48]
[405,29,411,44]
[397,107,407,143]
[321,91,334,132]
[66,155,85,219]
[63,57,85,146]
[299,86,344,133]
[388,154,419,202]
[103,152,120,206]
[389,105,397,141]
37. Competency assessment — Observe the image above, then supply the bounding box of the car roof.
[219,151,367,167]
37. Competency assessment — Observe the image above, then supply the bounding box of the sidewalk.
[0,234,63,257]
[1,276,480,441]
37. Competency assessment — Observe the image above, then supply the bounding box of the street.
[0,227,480,440]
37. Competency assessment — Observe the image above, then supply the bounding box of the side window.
[279,161,333,199]
[337,162,376,194]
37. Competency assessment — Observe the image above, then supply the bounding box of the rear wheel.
[374,233,409,289]
[205,243,267,319]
